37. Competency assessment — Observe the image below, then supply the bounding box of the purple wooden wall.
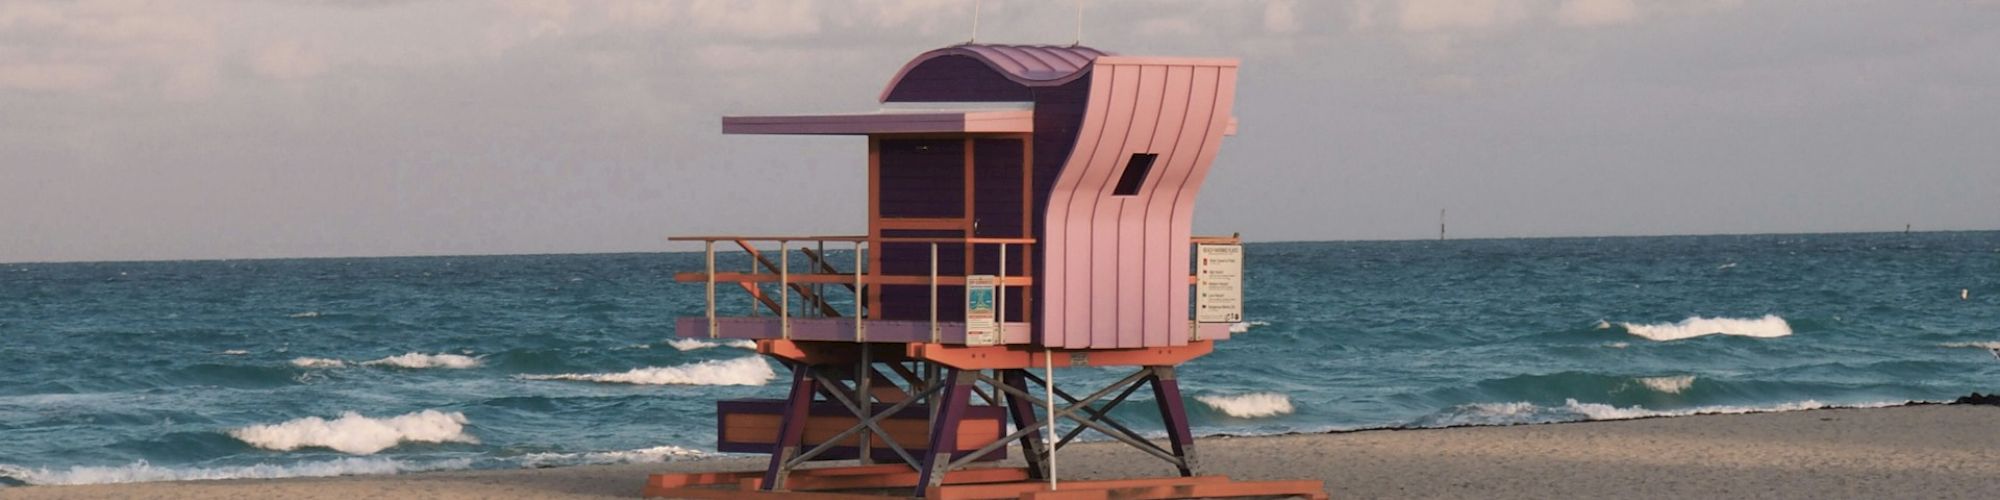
[877,139,963,218]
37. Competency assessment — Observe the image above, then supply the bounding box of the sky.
[2,0,1996,263]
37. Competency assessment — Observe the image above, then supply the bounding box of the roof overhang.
[722,109,1034,135]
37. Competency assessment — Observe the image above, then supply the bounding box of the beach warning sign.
[965,275,999,346]
[1196,244,1243,323]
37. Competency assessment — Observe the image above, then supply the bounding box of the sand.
[10,404,1999,499]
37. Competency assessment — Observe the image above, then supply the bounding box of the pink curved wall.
[1040,57,1238,349]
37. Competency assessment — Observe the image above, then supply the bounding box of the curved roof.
[880,44,1111,101]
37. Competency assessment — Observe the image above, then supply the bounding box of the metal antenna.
[1074,0,1084,45]
[970,0,981,43]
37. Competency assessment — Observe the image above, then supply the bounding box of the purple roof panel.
[880,44,1112,102]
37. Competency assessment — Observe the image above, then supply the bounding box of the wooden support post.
[764,365,819,491]
[916,368,974,496]
[716,239,724,340]
[1002,369,1048,479]
[857,348,873,465]
[1148,366,1197,477]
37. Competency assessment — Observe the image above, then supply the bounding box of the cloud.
[0,2,219,95]
[1137,17,1203,37]
[1397,0,1531,31]
[0,62,113,92]
[683,0,820,39]
[605,0,675,28]
[1264,0,1302,33]
[1555,0,1639,27]
[253,40,330,80]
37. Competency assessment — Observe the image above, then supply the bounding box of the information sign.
[1195,245,1243,324]
[965,275,999,346]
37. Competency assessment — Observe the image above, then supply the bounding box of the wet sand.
[11,404,1998,499]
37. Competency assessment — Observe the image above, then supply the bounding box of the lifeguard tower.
[649,44,1322,499]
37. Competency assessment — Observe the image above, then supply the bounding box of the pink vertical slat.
[1071,65,1141,349]
[1135,66,1198,347]
[1153,68,1221,345]
[1040,68,1117,348]
[1111,65,1172,348]
[1166,67,1237,344]
[1037,57,1237,350]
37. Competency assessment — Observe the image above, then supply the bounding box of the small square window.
[1112,153,1158,196]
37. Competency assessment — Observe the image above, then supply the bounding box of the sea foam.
[227,409,478,455]
[519,356,774,386]
[1195,393,1294,418]
[1638,375,1696,394]
[0,457,473,486]
[290,357,347,368]
[514,445,705,468]
[1415,399,1897,428]
[1228,321,1270,334]
[1939,341,2000,350]
[361,353,482,369]
[666,338,757,351]
[1618,315,1791,341]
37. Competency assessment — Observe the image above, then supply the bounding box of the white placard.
[1195,244,1243,323]
[964,275,999,346]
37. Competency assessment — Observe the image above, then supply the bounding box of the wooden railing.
[669,235,1035,342]
[669,234,1241,343]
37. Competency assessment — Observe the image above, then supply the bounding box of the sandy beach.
[10,404,1998,499]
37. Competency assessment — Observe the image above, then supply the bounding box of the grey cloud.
[1,0,1995,262]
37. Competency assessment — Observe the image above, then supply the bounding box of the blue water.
[4,232,1998,485]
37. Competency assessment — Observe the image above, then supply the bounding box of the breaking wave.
[1617,315,1791,341]
[519,356,774,386]
[1412,399,1898,428]
[1195,393,1294,418]
[1940,341,2000,350]
[1228,321,1269,334]
[360,353,482,369]
[0,457,473,486]
[666,338,757,351]
[227,410,478,455]
[1638,375,1696,394]
[290,357,347,369]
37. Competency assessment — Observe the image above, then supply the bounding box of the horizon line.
[5,227,1994,266]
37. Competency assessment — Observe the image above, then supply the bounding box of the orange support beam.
[1020,480,1327,500]
[758,340,914,366]
[644,487,887,500]
[907,341,1214,370]
[736,281,782,316]
[738,467,1030,492]
[929,475,1233,500]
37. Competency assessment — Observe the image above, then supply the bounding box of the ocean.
[3,231,1997,486]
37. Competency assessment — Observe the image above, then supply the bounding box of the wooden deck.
[643,464,1327,500]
